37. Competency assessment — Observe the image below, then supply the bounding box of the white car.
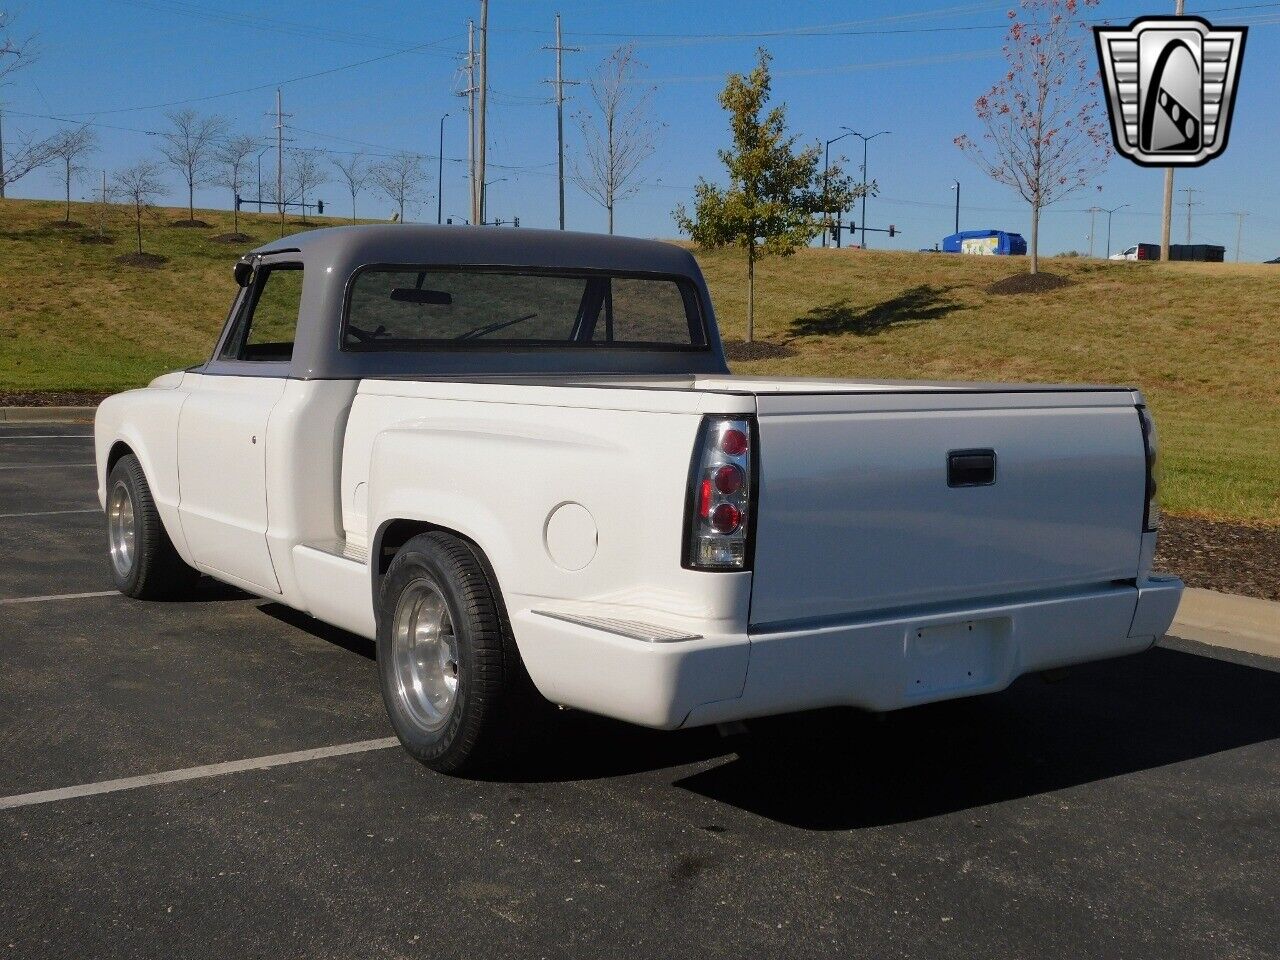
[95,226,1183,773]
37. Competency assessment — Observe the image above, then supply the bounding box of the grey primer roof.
[232,225,728,381]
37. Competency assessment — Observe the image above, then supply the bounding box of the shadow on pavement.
[676,644,1280,830]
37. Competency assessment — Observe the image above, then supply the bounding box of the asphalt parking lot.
[2,421,1278,959]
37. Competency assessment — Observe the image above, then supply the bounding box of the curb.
[1171,587,1280,660]
[0,406,97,423]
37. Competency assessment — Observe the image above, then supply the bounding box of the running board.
[300,538,369,565]
[531,609,702,643]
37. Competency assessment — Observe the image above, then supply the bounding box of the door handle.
[948,449,996,487]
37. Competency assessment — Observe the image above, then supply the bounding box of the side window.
[595,277,699,345]
[220,264,303,362]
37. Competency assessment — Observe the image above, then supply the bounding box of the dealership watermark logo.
[1095,16,1246,167]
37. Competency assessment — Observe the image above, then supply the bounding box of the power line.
[57,31,465,118]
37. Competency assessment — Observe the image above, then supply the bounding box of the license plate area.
[905,617,1010,697]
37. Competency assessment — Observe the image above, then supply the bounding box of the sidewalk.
[1171,587,1280,660]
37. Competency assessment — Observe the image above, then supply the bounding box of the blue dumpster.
[942,230,1027,256]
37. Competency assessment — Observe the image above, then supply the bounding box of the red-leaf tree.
[955,0,1110,273]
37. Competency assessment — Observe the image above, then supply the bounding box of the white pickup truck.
[95,225,1182,773]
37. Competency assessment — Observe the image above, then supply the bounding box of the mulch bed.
[169,219,212,228]
[114,252,168,268]
[987,271,1073,295]
[0,391,109,407]
[209,232,254,244]
[1155,515,1280,603]
[722,339,798,361]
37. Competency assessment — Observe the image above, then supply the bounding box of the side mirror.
[234,260,254,287]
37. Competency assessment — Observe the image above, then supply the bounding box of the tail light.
[1137,406,1160,531]
[685,417,755,570]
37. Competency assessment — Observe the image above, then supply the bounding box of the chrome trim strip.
[531,610,702,643]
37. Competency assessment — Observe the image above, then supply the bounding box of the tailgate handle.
[948,449,996,487]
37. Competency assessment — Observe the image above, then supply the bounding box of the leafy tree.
[331,152,370,223]
[955,0,1110,273]
[675,49,861,342]
[574,45,660,235]
[213,133,259,233]
[47,126,97,222]
[112,160,164,254]
[158,109,226,223]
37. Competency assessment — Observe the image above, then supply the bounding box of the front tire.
[377,532,537,775]
[106,454,198,599]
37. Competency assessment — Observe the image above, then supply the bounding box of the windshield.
[343,267,707,351]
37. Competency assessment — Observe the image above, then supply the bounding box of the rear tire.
[106,454,198,600]
[377,531,540,775]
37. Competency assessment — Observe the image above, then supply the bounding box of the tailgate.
[749,390,1146,628]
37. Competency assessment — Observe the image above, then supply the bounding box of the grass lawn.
[2,197,1277,524]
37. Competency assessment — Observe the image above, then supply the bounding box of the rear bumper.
[512,577,1184,730]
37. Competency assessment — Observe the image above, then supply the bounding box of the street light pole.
[850,129,889,247]
[437,112,448,225]
[482,177,507,224]
[951,179,960,235]
[822,127,854,248]
[1103,203,1129,259]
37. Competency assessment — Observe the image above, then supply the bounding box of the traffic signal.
[317,199,324,215]
[888,224,896,237]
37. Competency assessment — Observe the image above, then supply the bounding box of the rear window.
[343,267,706,351]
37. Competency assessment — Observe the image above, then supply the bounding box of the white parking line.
[0,590,118,605]
[0,435,93,440]
[0,737,401,811]
[0,463,94,470]
[0,508,99,519]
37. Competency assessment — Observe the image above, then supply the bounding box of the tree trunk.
[351,193,357,224]
[1029,202,1040,274]
[607,202,614,235]
[746,245,755,344]
[135,205,143,254]
[188,182,194,223]
[232,190,239,232]
[64,163,72,223]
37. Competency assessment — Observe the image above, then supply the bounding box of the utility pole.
[543,13,579,230]
[476,0,489,225]
[1179,186,1199,244]
[951,180,960,235]
[1087,206,1099,257]
[461,21,477,224]
[274,88,288,237]
[1160,0,1185,261]
[1232,211,1247,262]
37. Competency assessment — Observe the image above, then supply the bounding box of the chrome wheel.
[391,577,460,732]
[108,481,136,578]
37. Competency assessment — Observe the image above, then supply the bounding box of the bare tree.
[331,152,369,223]
[574,45,661,234]
[955,0,1110,273]
[112,160,165,255]
[47,126,98,223]
[287,150,327,222]
[371,151,425,223]
[1,9,49,200]
[213,133,259,234]
[158,108,226,223]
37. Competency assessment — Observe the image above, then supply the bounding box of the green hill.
[2,197,1276,524]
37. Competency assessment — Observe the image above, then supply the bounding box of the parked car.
[94,225,1183,773]
[942,229,1027,255]
[1111,243,1226,262]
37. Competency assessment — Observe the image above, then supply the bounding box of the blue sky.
[3,0,1278,258]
